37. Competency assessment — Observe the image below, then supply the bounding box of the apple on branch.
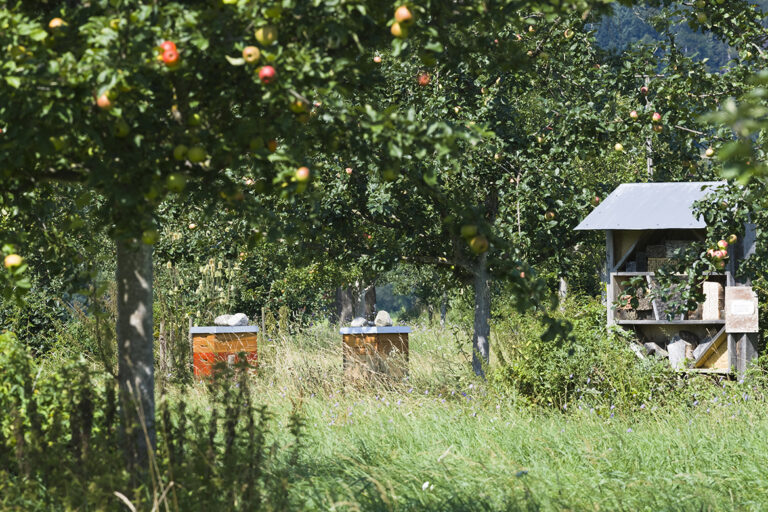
[394,5,413,24]
[4,254,22,268]
[242,46,261,64]
[259,66,277,84]
[296,166,311,182]
[96,93,113,110]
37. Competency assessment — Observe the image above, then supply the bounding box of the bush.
[0,332,303,511]
[490,296,680,411]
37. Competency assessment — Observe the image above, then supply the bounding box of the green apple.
[382,169,398,181]
[249,137,264,151]
[173,144,188,161]
[469,235,489,254]
[255,25,278,46]
[166,173,187,192]
[114,119,130,138]
[187,146,206,163]
[50,136,69,151]
[461,224,478,238]
[142,229,159,245]
[187,113,202,127]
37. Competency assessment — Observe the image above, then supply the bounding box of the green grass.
[169,323,768,511]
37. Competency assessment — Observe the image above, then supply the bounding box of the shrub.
[0,332,303,511]
[490,296,679,411]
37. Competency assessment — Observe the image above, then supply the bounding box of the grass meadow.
[4,318,768,510]
[171,324,768,511]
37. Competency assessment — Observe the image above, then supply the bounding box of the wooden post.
[261,307,266,337]
[606,230,615,327]
[188,316,193,374]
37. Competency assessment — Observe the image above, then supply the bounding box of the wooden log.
[702,282,724,321]
[668,338,692,369]
[643,342,668,357]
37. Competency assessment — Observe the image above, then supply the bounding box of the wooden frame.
[340,326,411,381]
[190,326,259,377]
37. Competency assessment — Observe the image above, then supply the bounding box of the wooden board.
[693,326,728,370]
[725,286,758,333]
[193,332,258,377]
[343,333,409,381]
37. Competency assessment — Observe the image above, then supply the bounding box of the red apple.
[629,110,638,120]
[296,166,310,182]
[394,5,413,24]
[545,211,555,221]
[640,86,648,95]
[652,124,663,133]
[373,55,382,63]
[591,196,600,206]
[259,65,277,84]
[652,112,662,122]
[96,93,112,110]
[163,49,179,67]
[267,139,278,153]
[345,167,353,175]
[727,234,738,244]
[160,40,176,52]
[418,73,430,86]
[49,18,65,29]
[717,239,728,249]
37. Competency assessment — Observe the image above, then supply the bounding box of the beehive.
[190,326,259,377]
[340,326,411,381]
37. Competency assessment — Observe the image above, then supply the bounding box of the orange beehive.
[190,326,259,377]
[340,326,411,381]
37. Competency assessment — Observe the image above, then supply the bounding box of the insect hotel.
[576,181,758,375]
[190,325,259,377]
[340,326,411,381]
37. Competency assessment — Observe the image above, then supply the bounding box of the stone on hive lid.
[214,313,249,326]
[374,310,393,327]
[350,317,369,327]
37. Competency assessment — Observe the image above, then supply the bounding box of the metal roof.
[575,181,727,231]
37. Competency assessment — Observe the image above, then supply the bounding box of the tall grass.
[4,308,768,510]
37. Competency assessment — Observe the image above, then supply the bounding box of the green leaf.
[5,77,21,88]
[225,56,246,66]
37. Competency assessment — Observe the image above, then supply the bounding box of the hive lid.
[340,326,412,334]
[190,326,259,334]
[575,181,727,231]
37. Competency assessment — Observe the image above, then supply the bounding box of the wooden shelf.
[615,319,725,325]
[611,272,727,277]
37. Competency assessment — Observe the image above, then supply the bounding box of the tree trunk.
[353,280,366,318]
[364,285,376,321]
[335,286,355,325]
[116,240,155,474]
[440,293,447,329]
[558,277,568,311]
[472,254,491,378]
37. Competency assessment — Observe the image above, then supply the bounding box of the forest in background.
[595,2,768,69]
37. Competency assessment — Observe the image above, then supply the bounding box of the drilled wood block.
[702,282,724,321]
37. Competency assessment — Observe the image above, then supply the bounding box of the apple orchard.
[3,0,768,497]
